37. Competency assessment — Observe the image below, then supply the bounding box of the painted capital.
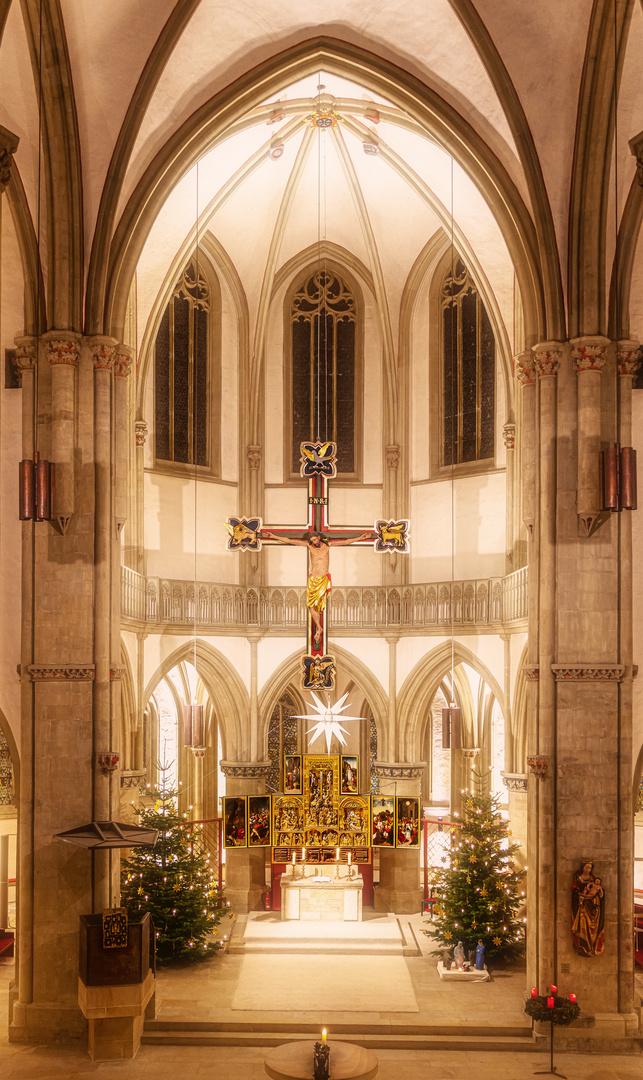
[0,125,19,193]
[527,754,549,779]
[114,345,134,378]
[96,752,119,775]
[88,336,117,371]
[617,340,641,377]
[44,332,82,367]
[13,337,37,378]
[570,336,609,373]
[247,445,262,470]
[385,444,400,469]
[532,341,563,377]
[135,420,148,447]
[502,423,516,450]
[515,352,536,385]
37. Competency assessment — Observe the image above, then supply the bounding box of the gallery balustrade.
[121,565,528,631]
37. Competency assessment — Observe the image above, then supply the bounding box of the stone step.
[142,1028,536,1052]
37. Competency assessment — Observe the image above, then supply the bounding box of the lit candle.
[547,997,554,1009]
[302,847,306,861]
[292,853,296,866]
[348,852,351,866]
[569,993,576,1004]
[550,984,557,995]
[531,987,538,999]
[322,1028,327,1043]
[336,846,340,860]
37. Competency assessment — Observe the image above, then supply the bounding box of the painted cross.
[225,442,410,691]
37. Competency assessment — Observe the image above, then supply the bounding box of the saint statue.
[475,939,485,970]
[266,531,371,646]
[571,859,605,956]
[453,941,465,969]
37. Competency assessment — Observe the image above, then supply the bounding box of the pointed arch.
[0,706,18,802]
[142,640,249,759]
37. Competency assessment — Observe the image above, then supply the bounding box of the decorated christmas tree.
[432,780,525,963]
[121,773,230,963]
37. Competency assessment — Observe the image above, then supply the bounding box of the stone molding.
[247,445,262,470]
[532,342,563,377]
[523,665,539,681]
[515,353,536,385]
[219,760,271,778]
[385,444,400,469]
[501,772,528,792]
[502,423,516,450]
[135,420,148,447]
[88,337,117,370]
[110,668,125,680]
[551,664,625,682]
[617,341,641,377]
[28,664,95,681]
[462,748,481,759]
[191,747,206,759]
[527,755,549,779]
[43,332,81,367]
[0,125,19,193]
[96,752,119,774]
[120,770,146,789]
[372,761,426,780]
[570,336,609,373]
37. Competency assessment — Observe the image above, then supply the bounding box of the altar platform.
[232,911,421,956]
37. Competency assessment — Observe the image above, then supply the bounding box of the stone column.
[89,337,118,911]
[570,336,609,536]
[501,773,528,874]
[503,423,516,572]
[372,762,424,913]
[516,352,536,537]
[384,633,398,763]
[246,445,262,580]
[384,445,402,584]
[113,348,133,534]
[220,762,271,913]
[43,332,81,533]
[531,341,562,994]
[134,421,148,575]
[248,631,263,762]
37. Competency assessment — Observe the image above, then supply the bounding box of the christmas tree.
[432,780,525,963]
[121,775,230,963]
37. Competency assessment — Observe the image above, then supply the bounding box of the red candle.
[569,993,576,1004]
[547,996,554,1009]
[531,987,538,998]
[550,984,557,995]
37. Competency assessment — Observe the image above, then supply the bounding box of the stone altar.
[281,872,363,922]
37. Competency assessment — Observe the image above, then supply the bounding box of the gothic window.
[155,259,210,468]
[290,269,357,476]
[441,258,495,466]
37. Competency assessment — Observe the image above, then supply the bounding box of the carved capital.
[28,664,95,681]
[13,338,37,381]
[501,772,528,793]
[372,760,425,780]
[462,748,481,759]
[502,423,516,450]
[219,760,271,779]
[96,752,119,775]
[120,770,146,790]
[523,665,539,681]
[247,445,262,470]
[43,332,82,367]
[551,664,625,682]
[385,444,400,469]
[630,130,643,186]
[617,341,641,377]
[110,668,125,681]
[570,336,609,373]
[532,342,563,377]
[0,126,19,193]
[527,755,549,779]
[113,346,134,379]
[515,352,536,385]
[88,336,118,371]
[135,420,148,447]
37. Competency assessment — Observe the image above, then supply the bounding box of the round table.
[264,1039,378,1080]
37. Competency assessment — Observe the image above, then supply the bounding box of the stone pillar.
[113,348,133,534]
[516,352,536,537]
[246,445,261,580]
[383,445,402,584]
[531,341,562,994]
[501,773,528,875]
[43,332,82,533]
[247,631,263,763]
[503,423,516,572]
[220,762,271,913]
[372,762,424,913]
[570,336,609,536]
[134,421,147,575]
[384,633,398,763]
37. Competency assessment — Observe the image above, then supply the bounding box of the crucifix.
[225,442,410,690]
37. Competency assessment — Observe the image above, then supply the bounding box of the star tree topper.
[292,691,367,753]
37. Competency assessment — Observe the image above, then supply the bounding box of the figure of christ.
[265,530,372,646]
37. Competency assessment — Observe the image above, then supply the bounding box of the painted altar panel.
[272,794,305,847]
[338,796,369,847]
[303,754,340,847]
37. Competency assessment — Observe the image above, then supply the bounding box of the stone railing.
[121,565,528,631]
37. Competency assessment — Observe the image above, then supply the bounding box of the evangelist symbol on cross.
[225,442,410,691]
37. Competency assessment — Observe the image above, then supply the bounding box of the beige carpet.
[231,953,418,1012]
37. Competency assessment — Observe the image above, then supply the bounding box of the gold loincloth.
[306,574,331,612]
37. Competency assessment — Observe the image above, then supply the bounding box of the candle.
[547,997,554,1009]
[348,852,351,865]
[292,853,296,866]
[531,987,538,999]
[302,847,306,861]
[322,1028,327,1043]
[336,846,340,860]
[550,984,557,995]
[569,993,576,1004]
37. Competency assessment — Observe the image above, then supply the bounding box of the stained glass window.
[155,259,209,467]
[0,728,13,804]
[442,259,495,465]
[291,270,356,474]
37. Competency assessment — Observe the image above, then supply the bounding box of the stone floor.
[0,915,641,1079]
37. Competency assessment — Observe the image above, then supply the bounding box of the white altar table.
[281,873,363,922]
